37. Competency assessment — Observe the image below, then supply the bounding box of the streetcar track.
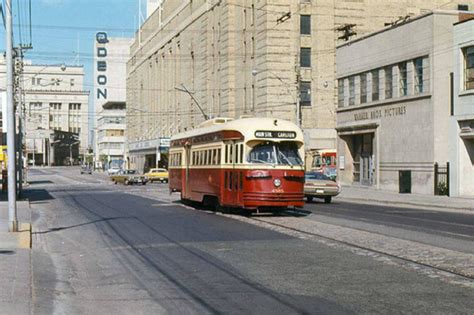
[246,213,474,282]
[308,202,474,229]
[308,211,474,241]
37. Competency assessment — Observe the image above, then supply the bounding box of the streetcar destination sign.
[255,131,297,139]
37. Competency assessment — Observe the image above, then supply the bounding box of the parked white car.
[107,167,121,176]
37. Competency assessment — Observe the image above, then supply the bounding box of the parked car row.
[106,168,169,185]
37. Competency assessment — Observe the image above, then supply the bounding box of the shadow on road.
[33,216,134,235]
[28,180,54,185]
[22,189,55,203]
[176,199,312,218]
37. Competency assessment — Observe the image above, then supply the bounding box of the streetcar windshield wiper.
[278,150,293,166]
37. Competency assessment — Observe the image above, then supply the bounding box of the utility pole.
[5,0,18,232]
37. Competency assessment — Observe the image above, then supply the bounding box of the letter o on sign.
[96,32,108,44]
[97,75,107,85]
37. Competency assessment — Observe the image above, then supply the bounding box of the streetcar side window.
[240,144,244,164]
[229,145,233,164]
[225,145,228,164]
[235,145,239,164]
[218,148,221,164]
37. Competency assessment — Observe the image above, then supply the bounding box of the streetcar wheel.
[324,196,332,204]
[306,196,313,202]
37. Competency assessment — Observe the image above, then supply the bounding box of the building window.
[399,62,407,96]
[414,58,423,93]
[360,73,367,104]
[300,48,311,67]
[385,66,393,99]
[372,70,379,101]
[464,46,474,90]
[300,15,311,35]
[300,81,311,106]
[338,79,344,107]
[349,77,355,106]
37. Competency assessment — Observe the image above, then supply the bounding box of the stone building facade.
[336,11,473,195]
[449,17,474,197]
[126,0,474,171]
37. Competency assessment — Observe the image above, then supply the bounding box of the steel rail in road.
[247,210,474,281]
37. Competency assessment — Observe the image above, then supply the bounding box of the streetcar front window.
[248,141,302,166]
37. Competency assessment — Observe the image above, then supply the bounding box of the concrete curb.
[0,222,32,249]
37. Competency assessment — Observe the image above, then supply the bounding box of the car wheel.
[142,182,147,185]
[306,196,313,202]
[324,196,332,204]
[114,180,117,184]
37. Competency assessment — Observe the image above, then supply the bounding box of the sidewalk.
[337,185,474,211]
[0,198,32,314]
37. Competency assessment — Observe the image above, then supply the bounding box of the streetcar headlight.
[273,178,281,187]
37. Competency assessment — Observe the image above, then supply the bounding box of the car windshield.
[305,172,330,180]
[248,141,302,166]
[125,170,137,175]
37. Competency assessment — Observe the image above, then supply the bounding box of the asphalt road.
[27,167,474,314]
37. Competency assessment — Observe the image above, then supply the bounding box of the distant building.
[336,11,474,195]
[126,0,474,171]
[0,58,89,165]
[449,17,474,197]
[93,35,131,170]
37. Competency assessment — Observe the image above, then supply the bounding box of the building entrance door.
[353,133,374,186]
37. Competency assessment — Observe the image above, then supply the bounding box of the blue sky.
[1,0,145,106]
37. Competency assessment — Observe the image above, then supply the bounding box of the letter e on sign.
[97,61,107,72]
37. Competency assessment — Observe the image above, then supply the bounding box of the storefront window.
[349,77,355,105]
[385,66,393,99]
[360,73,367,104]
[414,58,424,93]
[372,70,379,101]
[464,46,474,90]
[338,79,345,107]
[399,62,408,96]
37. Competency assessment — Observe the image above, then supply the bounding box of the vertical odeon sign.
[96,32,108,100]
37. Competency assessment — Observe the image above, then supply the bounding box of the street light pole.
[5,0,18,232]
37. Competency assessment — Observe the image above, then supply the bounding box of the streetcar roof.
[171,117,304,143]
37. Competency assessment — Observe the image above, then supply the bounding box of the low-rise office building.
[0,58,89,165]
[449,18,474,197]
[336,11,473,195]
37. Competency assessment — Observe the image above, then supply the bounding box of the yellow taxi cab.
[145,168,169,183]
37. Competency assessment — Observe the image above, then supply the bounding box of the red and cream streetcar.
[169,117,305,211]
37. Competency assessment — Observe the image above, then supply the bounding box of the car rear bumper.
[304,187,340,197]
